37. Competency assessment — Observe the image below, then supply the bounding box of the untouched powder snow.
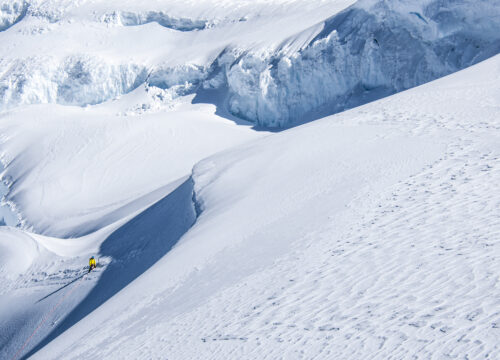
[0,228,38,277]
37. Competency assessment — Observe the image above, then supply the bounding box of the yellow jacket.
[89,258,96,267]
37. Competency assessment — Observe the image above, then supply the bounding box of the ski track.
[0,260,103,360]
[1,259,94,296]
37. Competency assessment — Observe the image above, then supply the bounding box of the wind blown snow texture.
[23,55,500,360]
[0,0,500,359]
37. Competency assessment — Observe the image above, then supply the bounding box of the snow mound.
[224,0,500,126]
[0,92,261,238]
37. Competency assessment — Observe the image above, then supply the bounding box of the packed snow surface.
[0,0,499,359]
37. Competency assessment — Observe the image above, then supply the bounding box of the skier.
[88,256,96,273]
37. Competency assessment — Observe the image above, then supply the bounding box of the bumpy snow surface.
[0,0,499,359]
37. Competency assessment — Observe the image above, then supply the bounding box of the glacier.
[1,0,499,126]
[223,0,500,126]
[0,0,500,359]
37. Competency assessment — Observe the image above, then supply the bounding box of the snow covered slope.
[17,54,500,359]
[0,0,499,359]
[0,93,262,237]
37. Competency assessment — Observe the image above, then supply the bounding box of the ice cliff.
[0,0,499,127]
[223,0,500,126]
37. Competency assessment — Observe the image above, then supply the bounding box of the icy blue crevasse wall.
[223,0,500,127]
[1,0,499,125]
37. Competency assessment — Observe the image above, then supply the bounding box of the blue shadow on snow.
[22,178,196,359]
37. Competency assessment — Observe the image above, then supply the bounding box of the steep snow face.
[113,11,209,31]
[0,96,262,238]
[225,0,500,126]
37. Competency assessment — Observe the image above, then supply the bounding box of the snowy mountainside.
[29,54,500,360]
[0,0,499,359]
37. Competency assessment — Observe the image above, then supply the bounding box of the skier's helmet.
[91,256,94,259]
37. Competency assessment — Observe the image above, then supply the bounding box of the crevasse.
[222,0,500,126]
[0,0,499,126]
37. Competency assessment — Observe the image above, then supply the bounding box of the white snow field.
[0,0,499,359]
